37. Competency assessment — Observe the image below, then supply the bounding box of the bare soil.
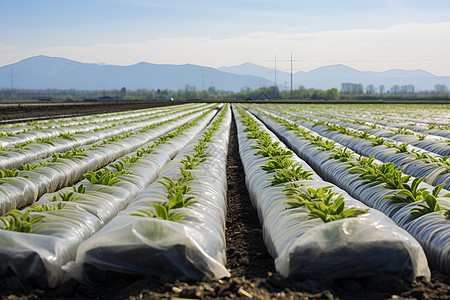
[0,103,450,299]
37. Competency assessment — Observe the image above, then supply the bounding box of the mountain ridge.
[1,55,449,92]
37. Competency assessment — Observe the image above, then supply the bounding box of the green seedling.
[131,203,187,222]
[0,169,20,178]
[28,202,64,212]
[57,133,75,140]
[384,177,426,204]
[14,141,33,149]
[0,210,44,233]
[51,148,87,162]
[84,168,130,186]
[369,136,386,146]
[270,165,313,186]
[36,137,55,146]
[22,163,43,171]
[393,143,409,153]
[410,194,442,217]
[285,186,368,223]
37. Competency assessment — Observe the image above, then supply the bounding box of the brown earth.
[1,102,450,299]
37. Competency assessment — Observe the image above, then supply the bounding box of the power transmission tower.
[0,69,17,90]
[290,53,293,99]
[274,54,277,89]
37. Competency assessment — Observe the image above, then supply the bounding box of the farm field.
[0,102,450,299]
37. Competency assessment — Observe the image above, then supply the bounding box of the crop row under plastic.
[0,104,211,170]
[0,105,225,287]
[0,104,196,146]
[254,106,450,189]
[0,107,216,215]
[245,106,450,275]
[234,105,430,281]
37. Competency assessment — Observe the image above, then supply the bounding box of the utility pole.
[284,81,287,99]
[0,69,17,91]
[274,54,277,89]
[290,53,293,99]
[0,69,17,94]
[201,70,204,91]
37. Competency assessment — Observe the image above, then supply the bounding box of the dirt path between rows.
[0,105,450,299]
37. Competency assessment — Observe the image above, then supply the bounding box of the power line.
[274,54,277,88]
[290,53,293,98]
[256,58,450,63]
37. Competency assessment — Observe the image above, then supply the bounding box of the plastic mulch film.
[0,109,211,215]
[264,109,448,187]
[63,106,232,284]
[251,108,450,193]
[0,103,199,148]
[249,107,450,275]
[286,108,450,139]
[234,105,430,281]
[0,109,219,287]
[0,105,212,170]
[284,110,450,156]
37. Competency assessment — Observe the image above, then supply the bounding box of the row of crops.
[239,103,450,278]
[0,103,449,288]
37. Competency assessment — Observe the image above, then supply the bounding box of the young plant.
[36,137,55,146]
[285,186,368,223]
[57,133,75,140]
[110,161,126,172]
[51,185,85,202]
[331,147,353,162]
[51,148,87,162]
[14,141,33,150]
[0,210,44,233]
[22,163,44,171]
[131,203,187,222]
[120,156,140,164]
[269,164,313,186]
[393,143,410,153]
[410,194,442,217]
[369,136,386,146]
[383,177,426,204]
[28,202,65,212]
[0,169,20,178]
[84,168,130,186]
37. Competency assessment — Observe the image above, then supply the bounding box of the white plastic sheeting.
[289,107,450,139]
[64,106,232,283]
[0,105,177,148]
[0,109,219,287]
[281,109,450,156]
[263,109,449,188]
[256,107,450,190]
[234,106,430,281]
[0,109,212,214]
[0,105,212,170]
[248,108,450,275]
[0,104,196,146]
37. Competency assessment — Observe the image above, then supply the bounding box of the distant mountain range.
[219,63,450,92]
[1,55,449,92]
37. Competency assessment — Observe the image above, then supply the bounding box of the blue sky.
[1,0,450,75]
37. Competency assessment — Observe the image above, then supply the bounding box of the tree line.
[0,85,448,101]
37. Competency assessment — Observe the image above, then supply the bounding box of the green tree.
[326,88,339,100]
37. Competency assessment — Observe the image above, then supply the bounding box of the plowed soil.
[1,102,450,299]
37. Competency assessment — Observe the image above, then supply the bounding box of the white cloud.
[0,43,16,51]
[1,22,449,75]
